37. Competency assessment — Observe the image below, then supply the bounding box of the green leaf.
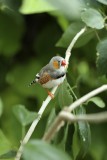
[73,107,91,160]
[20,0,56,14]
[0,11,25,56]
[87,96,105,108]
[96,0,107,5]
[96,38,107,75]
[58,79,73,108]
[0,98,3,117]
[81,8,104,29]
[0,130,13,156]
[23,140,71,160]
[0,150,16,159]
[45,0,99,20]
[13,105,38,126]
[56,22,94,48]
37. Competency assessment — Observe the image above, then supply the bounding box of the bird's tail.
[28,79,36,87]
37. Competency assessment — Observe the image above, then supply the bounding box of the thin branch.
[94,30,101,42]
[43,110,107,141]
[43,85,107,142]
[15,26,86,160]
[69,85,107,112]
[65,26,86,64]
[60,111,107,123]
[15,86,57,160]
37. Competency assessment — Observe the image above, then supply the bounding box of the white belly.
[42,75,66,88]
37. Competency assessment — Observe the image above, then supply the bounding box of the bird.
[29,56,67,98]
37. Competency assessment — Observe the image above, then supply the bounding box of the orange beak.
[61,60,66,66]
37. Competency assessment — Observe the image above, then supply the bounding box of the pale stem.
[15,86,57,160]
[65,27,86,63]
[15,26,86,160]
[69,85,107,112]
[60,111,107,123]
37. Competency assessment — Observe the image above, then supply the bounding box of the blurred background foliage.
[0,0,107,160]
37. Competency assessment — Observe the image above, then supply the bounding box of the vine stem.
[43,85,107,142]
[15,26,86,160]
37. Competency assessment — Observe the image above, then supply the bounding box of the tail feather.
[28,79,36,87]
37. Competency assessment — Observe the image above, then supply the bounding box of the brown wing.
[38,72,52,85]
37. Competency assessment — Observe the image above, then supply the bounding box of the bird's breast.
[42,75,66,88]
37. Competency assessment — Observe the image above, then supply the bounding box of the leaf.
[0,130,13,155]
[81,8,104,29]
[96,38,107,75]
[13,105,38,126]
[96,0,107,5]
[72,107,91,160]
[0,98,3,117]
[87,96,105,108]
[0,150,16,159]
[45,0,99,20]
[23,140,71,160]
[0,10,25,56]
[58,79,73,108]
[19,0,56,14]
[56,22,94,48]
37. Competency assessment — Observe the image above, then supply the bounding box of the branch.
[60,111,107,123]
[43,110,107,141]
[15,87,57,160]
[68,85,107,112]
[15,26,86,160]
[43,85,107,141]
[65,27,86,66]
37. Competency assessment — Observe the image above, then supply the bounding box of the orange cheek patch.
[53,61,59,69]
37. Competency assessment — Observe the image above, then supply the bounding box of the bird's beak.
[61,60,66,66]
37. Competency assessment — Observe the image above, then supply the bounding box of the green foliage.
[87,96,105,108]
[0,99,3,117]
[0,0,107,160]
[96,0,107,5]
[0,150,16,159]
[96,38,107,75]
[23,140,71,160]
[0,10,25,56]
[20,0,56,14]
[81,8,104,29]
[58,80,73,108]
[0,130,14,156]
[45,0,99,20]
[56,22,94,48]
[73,107,91,160]
[13,105,38,126]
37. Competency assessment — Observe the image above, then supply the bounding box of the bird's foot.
[47,91,54,99]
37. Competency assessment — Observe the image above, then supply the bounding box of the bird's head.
[49,56,66,70]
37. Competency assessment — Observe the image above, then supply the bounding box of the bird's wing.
[38,72,52,85]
